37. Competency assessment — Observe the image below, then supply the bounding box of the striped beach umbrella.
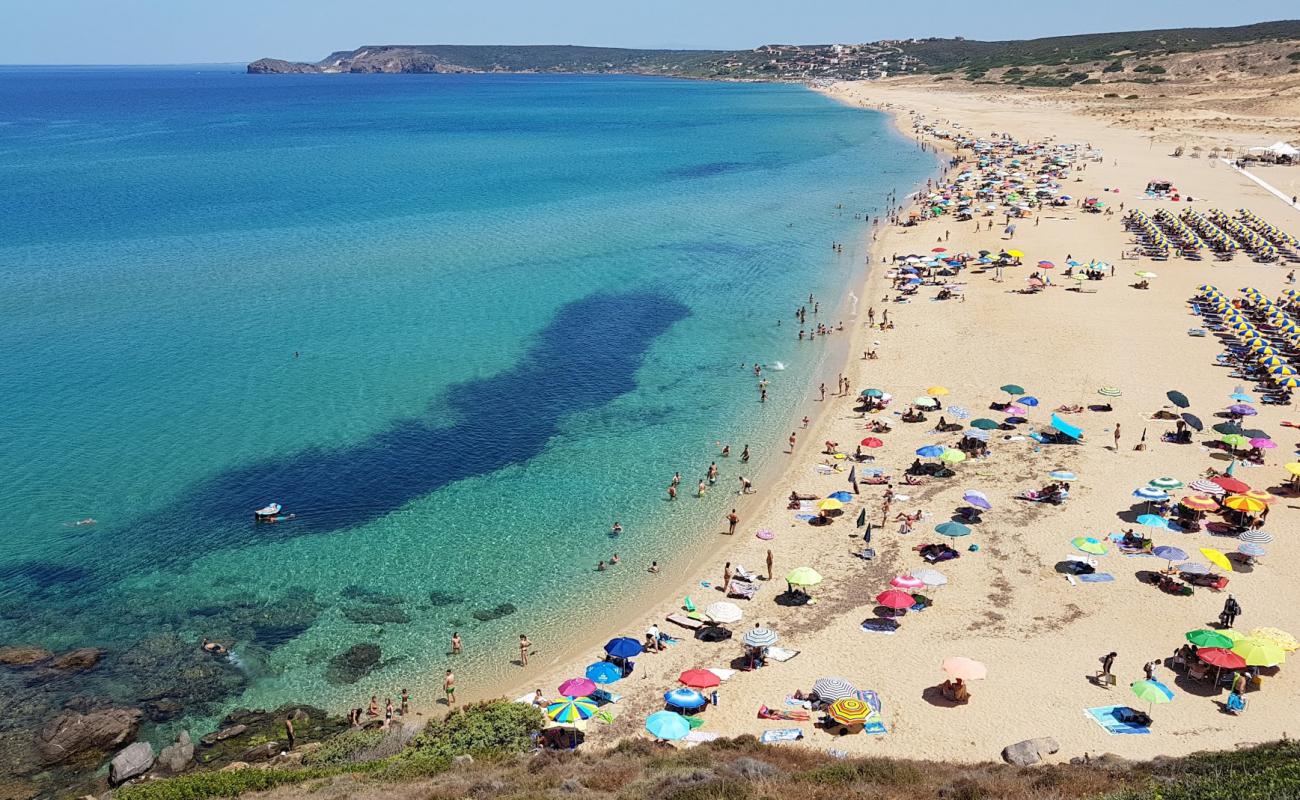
[890,574,925,590]
[1098,386,1122,397]
[1189,479,1225,495]
[1238,530,1273,544]
[827,697,875,725]
[1243,490,1277,504]
[1238,542,1267,558]
[742,626,778,647]
[1179,495,1217,511]
[1224,494,1266,514]
[811,677,858,702]
[664,687,708,710]
[546,697,598,724]
[1149,476,1183,490]
[1134,486,1169,501]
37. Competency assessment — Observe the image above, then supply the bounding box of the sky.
[3,0,1292,64]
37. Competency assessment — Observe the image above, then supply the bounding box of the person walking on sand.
[1220,595,1242,628]
[802,416,810,429]
[451,632,462,655]
[1099,651,1117,686]
[788,432,797,453]
[723,562,733,594]
[518,634,532,667]
[1113,423,1121,451]
[443,670,456,706]
[739,476,753,494]
[766,549,774,581]
[726,509,739,535]
[819,383,826,401]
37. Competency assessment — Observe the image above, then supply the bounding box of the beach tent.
[1049,414,1083,440]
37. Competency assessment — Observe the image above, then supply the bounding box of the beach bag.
[1227,692,1246,713]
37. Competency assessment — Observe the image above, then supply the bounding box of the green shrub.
[1081,78,1101,84]
[798,757,923,786]
[301,728,386,766]
[406,700,544,761]
[1287,51,1300,61]
[114,765,354,800]
[1103,59,1125,73]
[1106,741,1300,800]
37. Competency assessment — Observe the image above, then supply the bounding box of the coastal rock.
[342,605,411,625]
[453,754,474,766]
[219,761,249,772]
[471,603,517,622]
[239,742,281,762]
[341,585,405,605]
[0,646,53,668]
[36,708,142,765]
[199,724,246,747]
[247,58,321,75]
[325,643,381,685]
[428,590,462,607]
[157,731,194,774]
[1001,737,1059,767]
[118,634,246,719]
[109,741,155,784]
[51,648,104,671]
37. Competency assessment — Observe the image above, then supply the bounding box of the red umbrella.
[932,247,947,253]
[876,589,915,610]
[679,669,721,689]
[860,437,884,448]
[1197,648,1246,669]
[1210,476,1250,494]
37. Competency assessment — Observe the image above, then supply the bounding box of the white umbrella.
[705,601,743,624]
[913,568,948,587]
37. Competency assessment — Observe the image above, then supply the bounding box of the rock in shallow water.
[0,646,53,668]
[109,741,154,784]
[51,648,104,671]
[471,603,516,622]
[36,708,142,765]
[342,605,411,625]
[325,644,381,685]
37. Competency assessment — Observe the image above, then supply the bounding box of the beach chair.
[666,613,703,631]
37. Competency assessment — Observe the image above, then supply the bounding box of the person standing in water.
[451,632,462,655]
[443,670,456,707]
[726,509,739,535]
[518,634,532,667]
[741,445,750,462]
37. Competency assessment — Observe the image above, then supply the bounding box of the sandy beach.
[435,77,1300,765]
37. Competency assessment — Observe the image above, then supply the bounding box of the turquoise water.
[0,67,935,734]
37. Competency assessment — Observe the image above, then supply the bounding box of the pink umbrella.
[557,678,596,698]
[1250,438,1276,450]
[890,574,925,590]
[1005,405,1027,416]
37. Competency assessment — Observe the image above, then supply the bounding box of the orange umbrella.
[1243,490,1277,504]
[1223,494,1266,514]
[1179,495,1217,512]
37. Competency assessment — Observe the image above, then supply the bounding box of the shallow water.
[0,66,936,738]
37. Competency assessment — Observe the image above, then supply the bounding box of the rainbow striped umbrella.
[827,697,875,725]
[546,697,598,724]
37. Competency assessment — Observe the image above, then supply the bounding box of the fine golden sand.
[493,79,1300,764]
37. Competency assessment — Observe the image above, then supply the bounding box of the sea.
[0,66,936,739]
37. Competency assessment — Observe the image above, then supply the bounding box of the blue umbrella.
[585,661,623,684]
[1018,396,1040,407]
[1136,514,1168,529]
[963,429,990,442]
[1238,542,1266,557]
[1152,545,1187,563]
[664,688,708,710]
[645,711,691,740]
[604,637,643,659]
[829,491,854,502]
[1133,487,1169,501]
[917,445,945,458]
[963,490,992,510]
[935,521,971,538]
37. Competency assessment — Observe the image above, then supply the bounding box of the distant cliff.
[246,45,722,76]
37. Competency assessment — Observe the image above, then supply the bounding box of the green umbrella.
[786,567,823,587]
[1149,476,1184,490]
[1072,536,1108,555]
[1221,433,1250,449]
[1185,629,1234,649]
[938,449,967,463]
[935,521,971,538]
[970,418,1001,430]
[1000,384,1025,395]
[861,388,884,398]
[1130,679,1174,712]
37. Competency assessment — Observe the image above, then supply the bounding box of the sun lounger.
[760,728,804,744]
[666,613,703,630]
[766,646,800,662]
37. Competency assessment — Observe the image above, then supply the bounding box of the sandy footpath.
[482,79,1300,764]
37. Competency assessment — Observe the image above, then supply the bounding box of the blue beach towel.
[760,728,804,744]
[1085,706,1150,735]
[1078,573,1115,583]
[863,719,888,736]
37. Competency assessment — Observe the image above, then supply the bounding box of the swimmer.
[201,638,228,655]
[741,444,750,462]
[611,521,623,535]
[611,553,620,565]
[68,518,97,526]
[649,561,660,573]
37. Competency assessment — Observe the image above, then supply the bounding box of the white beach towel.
[707,668,737,681]
[766,647,800,662]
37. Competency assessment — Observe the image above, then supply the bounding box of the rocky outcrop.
[109,741,154,784]
[36,708,142,765]
[199,724,246,747]
[325,643,381,685]
[1002,737,1060,766]
[0,646,53,668]
[239,742,281,762]
[247,58,321,74]
[247,47,476,75]
[117,634,246,721]
[157,730,194,774]
[51,648,104,672]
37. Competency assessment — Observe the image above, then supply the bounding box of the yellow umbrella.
[1199,547,1233,573]
[1223,494,1266,514]
[926,386,950,396]
[817,498,844,511]
[1249,627,1298,652]
[1286,462,1300,477]
[786,566,823,587]
[1232,638,1286,667]
[938,449,967,463]
[1005,249,1024,258]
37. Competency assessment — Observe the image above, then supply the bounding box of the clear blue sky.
[4,0,1291,64]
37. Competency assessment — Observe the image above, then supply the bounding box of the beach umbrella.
[1000,384,1026,395]
[1199,548,1234,573]
[1249,438,1276,450]
[938,449,967,464]
[1243,490,1277,504]
[786,567,823,587]
[1238,542,1266,558]
[1221,433,1250,450]
[1248,627,1298,652]
[971,418,1001,430]
[1179,495,1217,512]
[862,388,884,398]
[817,498,844,512]
[742,626,778,647]
[948,406,970,419]
[942,656,987,681]
[1223,494,1266,514]
[1049,470,1077,481]
[1186,629,1234,649]
[913,568,948,587]
[1149,476,1183,490]
[1136,514,1168,529]
[1006,250,1024,258]
[963,429,990,442]
[678,669,720,689]
[1018,396,1040,407]
[1166,390,1190,408]
[605,637,643,659]
[1189,478,1226,495]
[927,386,950,396]
[829,491,854,503]
[890,574,925,590]
[935,521,971,538]
[1238,530,1273,544]
[664,687,708,710]
[1098,386,1123,397]
[585,661,623,684]
[1004,405,1027,416]
[1180,562,1211,575]
[1227,404,1258,417]
[1072,536,1108,555]
[1135,270,1158,278]
[1130,679,1174,711]
[1232,638,1286,667]
[876,589,915,611]
[963,489,991,510]
[645,710,690,740]
[916,445,944,458]
[547,697,598,723]
[811,677,858,702]
[1133,487,1169,501]
[860,437,884,448]
[1197,647,1247,673]
[557,678,597,698]
[705,602,743,624]
[1181,413,1203,432]
[827,697,875,725]
[1152,545,1188,565]
[915,396,940,409]
[1286,463,1300,477]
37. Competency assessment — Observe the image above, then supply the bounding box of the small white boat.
[254,503,282,520]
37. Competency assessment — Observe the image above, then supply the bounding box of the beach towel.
[794,514,815,522]
[683,732,720,745]
[864,720,888,735]
[666,613,703,630]
[760,728,804,744]
[766,646,800,662]
[1078,573,1115,583]
[784,696,812,709]
[761,705,810,721]
[591,689,622,705]
[861,618,900,634]
[1085,706,1150,735]
[706,668,737,681]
